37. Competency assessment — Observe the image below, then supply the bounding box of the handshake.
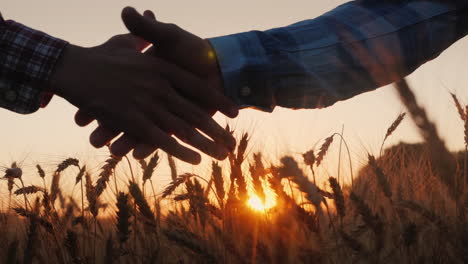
[51,7,239,164]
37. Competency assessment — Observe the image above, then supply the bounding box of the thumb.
[103,7,156,52]
[121,6,214,77]
[121,6,183,46]
[143,10,156,20]
[102,33,151,52]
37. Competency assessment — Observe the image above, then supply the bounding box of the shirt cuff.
[0,19,68,114]
[209,31,276,112]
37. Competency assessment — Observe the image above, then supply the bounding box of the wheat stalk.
[116,192,131,244]
[23,216,38,264]
[316,135,334,167]
[13,207,53,233]
[14,186,45,196]
[4,164,22,178]
[85,172,98,217]
[228,134,249,201]
[162,173,194,198]
[380,113,406,156]
[186,178,209,228]
[303,150,316,167]
[395,79,458,199]
[36,164,47,190]
[75,165,86,185]
[50,171,61,205]
[174,193,191,201]
[56,158,79,173]
[329,177,345,218]
[36,165,45,178]
[211,162,225,203]
[450,92,466,121]
[368,154,392,199]
[349,192,382,234]
[129,181,155,224]
[236,132,249,164]
[167,154,178,181]
[95,156,121,197]
[249,153,266,202]
[142,151,159,185]
[302,149,316,183]
[279,156,322,209]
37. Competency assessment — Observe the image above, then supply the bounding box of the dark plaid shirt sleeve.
[0,13,68,114]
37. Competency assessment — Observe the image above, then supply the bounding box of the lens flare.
[247,194,276,212]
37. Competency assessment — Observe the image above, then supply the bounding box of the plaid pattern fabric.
[209,0,468,112]
[0,16,68,114]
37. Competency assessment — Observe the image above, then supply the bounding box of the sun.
[247,194,276,212]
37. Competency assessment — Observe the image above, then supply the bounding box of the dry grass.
[1,80,467,264]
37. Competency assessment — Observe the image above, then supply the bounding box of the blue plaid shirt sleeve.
[0,13,68,114]
[208,0,468,112]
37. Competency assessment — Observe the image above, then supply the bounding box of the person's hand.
[51,30,236,164]
[76,7,237,160]
[122,7,226,108]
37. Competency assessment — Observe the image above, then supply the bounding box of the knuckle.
[165,23,182,42]
[166,23,178,29]
[166,23,181,32]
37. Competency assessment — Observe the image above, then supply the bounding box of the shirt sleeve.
[208,0,468,112]
[0,13,68,114]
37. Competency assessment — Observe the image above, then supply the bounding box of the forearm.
[0,13,68,114]
[209,0,468,111]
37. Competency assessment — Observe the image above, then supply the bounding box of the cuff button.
[240,86,251,97]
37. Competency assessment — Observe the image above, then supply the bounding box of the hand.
[123,7,227,109]
[77,7,238,160]
[52,30,235,164]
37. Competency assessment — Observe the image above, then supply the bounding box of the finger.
[104,33,150,52]
[161,62,238,118]
[106,10,155,53]
[89,126,120,148]
[161,89,236,151]
[122,7,184,45]
[122,7,211,73]
[109,134,137,157]
[139,98,229,160]
[75,109,95,127]
[98,111,201,164]
[133,143,158,160]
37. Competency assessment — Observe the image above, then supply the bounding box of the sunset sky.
[1,0,468,194]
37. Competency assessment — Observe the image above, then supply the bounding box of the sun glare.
[247,194,276,212]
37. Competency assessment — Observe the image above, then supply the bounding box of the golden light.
[247,194,276,212]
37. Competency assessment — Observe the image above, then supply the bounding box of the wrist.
[49,44,88,99]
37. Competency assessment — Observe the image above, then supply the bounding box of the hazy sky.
[1,0,468,193]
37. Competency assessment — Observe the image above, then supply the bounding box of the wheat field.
[1,80,467,264]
